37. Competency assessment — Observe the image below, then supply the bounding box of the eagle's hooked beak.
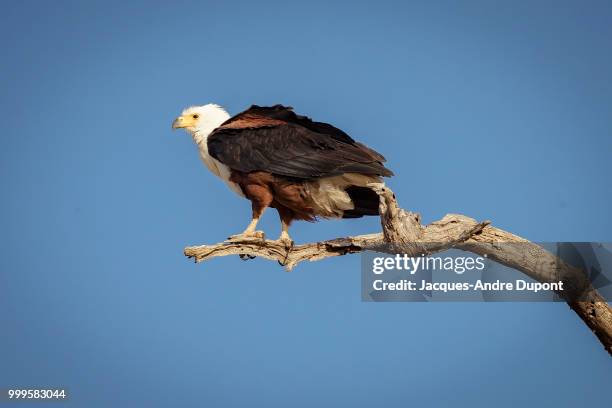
[172,114,198,130]
[172,116,184,130]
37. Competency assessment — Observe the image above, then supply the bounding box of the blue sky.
[1,0,611,406]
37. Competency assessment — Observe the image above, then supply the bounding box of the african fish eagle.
[172,104,393,245]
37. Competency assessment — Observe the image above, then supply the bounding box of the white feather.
[181,104,245,197]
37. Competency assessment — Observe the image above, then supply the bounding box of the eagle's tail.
[342,185,381,218]
[304,174,384,219]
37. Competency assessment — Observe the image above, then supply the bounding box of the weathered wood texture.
[184,187,612,355]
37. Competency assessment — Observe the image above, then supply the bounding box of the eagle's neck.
[191,126,215,147]
[190,107,230,165]
[191,126,221,174]
[191,129,209,148]
[189,113,244,197]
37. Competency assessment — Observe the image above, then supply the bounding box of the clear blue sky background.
[1,0,611,406]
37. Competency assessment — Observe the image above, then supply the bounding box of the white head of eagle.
[172,103,393,245]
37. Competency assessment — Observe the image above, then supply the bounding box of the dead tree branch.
[184,187,612,355]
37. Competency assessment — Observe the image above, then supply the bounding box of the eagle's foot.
[227,230,265,242]
[271,232,294,249]
[271,237,294,249]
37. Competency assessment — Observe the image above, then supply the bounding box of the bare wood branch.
[184,187,612,355]
[184,233,382,271]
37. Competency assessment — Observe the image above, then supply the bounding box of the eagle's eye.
[192,114,199,119]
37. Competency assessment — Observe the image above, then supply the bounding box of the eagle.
[172,104,393,245]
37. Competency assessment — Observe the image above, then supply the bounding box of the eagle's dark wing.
[208,105,393,180]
